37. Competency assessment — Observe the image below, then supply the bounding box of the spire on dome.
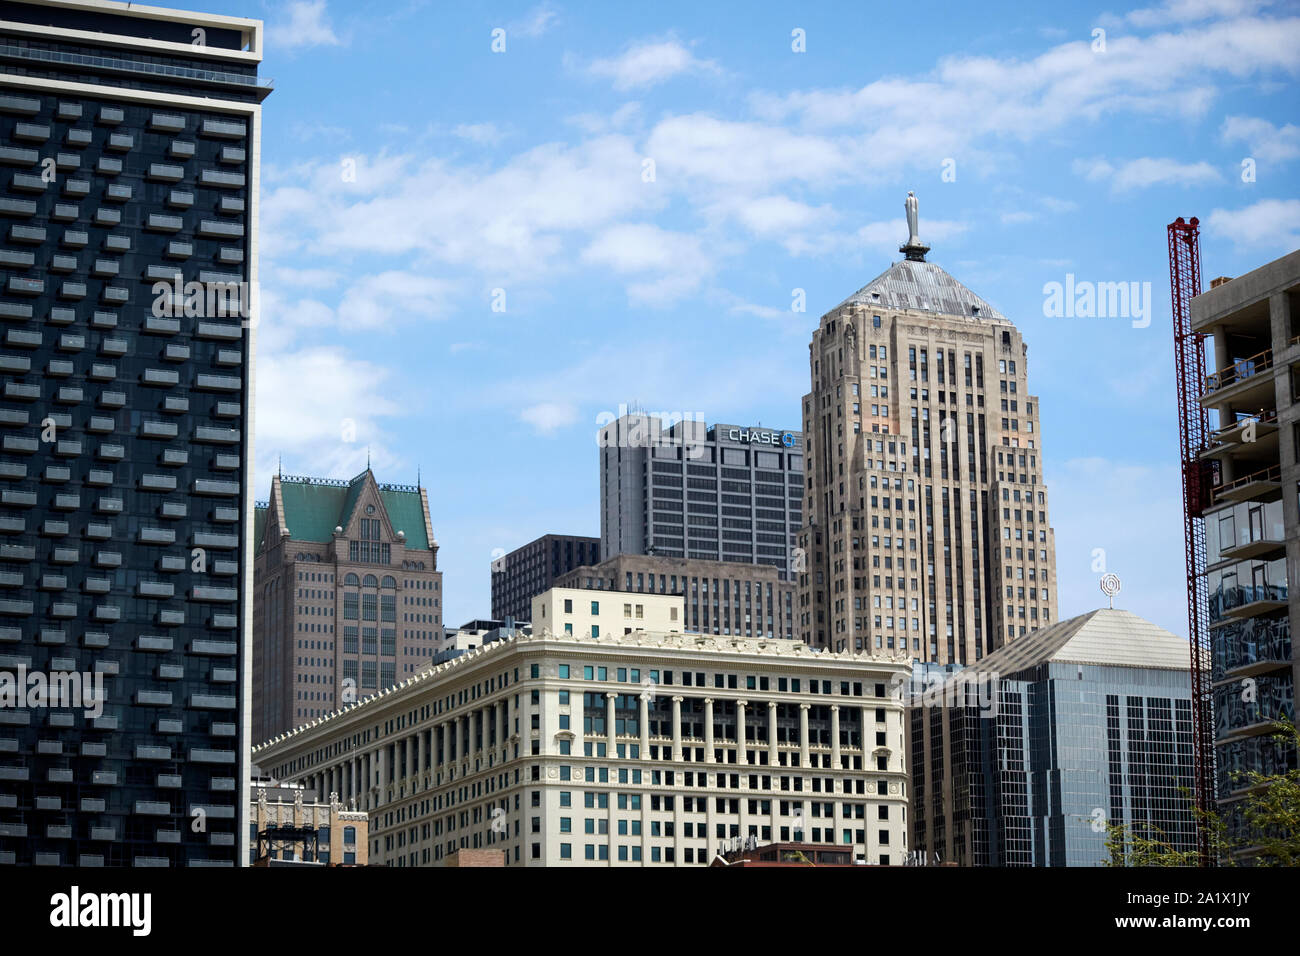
[900,190,931,262]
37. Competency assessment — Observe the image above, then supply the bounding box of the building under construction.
[1189,247,1299,852]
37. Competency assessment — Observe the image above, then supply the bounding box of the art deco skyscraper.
[0,1,269,866]
[796,194,1057,664]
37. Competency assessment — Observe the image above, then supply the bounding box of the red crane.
[1167,216,1215,864]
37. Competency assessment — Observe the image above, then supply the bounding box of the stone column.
[416,729,426,785]
[831,705,841,770]
[638,691,650,755]
[671,696,684,762]
[606,692,617,755]
[377,746,387,802]
[861,706,872,766]
[451,716,460,765]
[405,736,414,782]
[768,701,779,767]
[704,698,715,763]
[439,722,449,772]
[736,700,748,766]
[494,702,503,758]
[799,704,810,768]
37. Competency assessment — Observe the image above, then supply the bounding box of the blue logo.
[782,433,795,448]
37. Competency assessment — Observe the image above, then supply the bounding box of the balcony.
[1207,555,1289,624]
[1199,411,1278,462]
[1213,463,1281,504]
[1200,347,1275,408]
[1206,498,1287,564]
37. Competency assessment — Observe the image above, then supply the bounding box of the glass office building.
[0,1,269,866]
[908,608,1196,866]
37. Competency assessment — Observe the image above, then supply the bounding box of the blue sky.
[231,0,1299,635]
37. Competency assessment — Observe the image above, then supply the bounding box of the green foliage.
[1103,718,1299,866]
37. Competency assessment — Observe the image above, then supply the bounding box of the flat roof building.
[0,0,269,867]
[600,413,803,579]
[555,553,797,641]
[249,775,369,866]
[254,601,913,867]
[907,608,1195,866]
[491,533,599,625]
[1191,247,1299,849]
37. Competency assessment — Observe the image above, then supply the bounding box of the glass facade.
[0,3,266,866]
[911,661,1196,866]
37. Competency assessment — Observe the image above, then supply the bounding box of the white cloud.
[579,223,712,306]
[337,271,458,328]
[645,115,850,189]
[254,346,402,492]
[510,3,559,38]
[519,401,579,434]
[267,0,342,51]
[1206,198,1300,249]
[453,122,505,146]
[1220,114,1300,163]
[261,137,660,279]
[587,38,719,90]
[784,216,969,258]
[1122,0,1274,28]
[751,16,1300,157]
[1074,156,1222,190]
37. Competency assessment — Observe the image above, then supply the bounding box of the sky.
[229,0,1300,636]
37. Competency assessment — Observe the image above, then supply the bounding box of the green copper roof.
[269,470,432,551]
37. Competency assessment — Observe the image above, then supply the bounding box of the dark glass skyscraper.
[0,0,269,866]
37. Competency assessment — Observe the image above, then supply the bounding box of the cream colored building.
[532,587,683,639]
[249,779,369,866]
[253,603,913,867]
[798,195,1058,665]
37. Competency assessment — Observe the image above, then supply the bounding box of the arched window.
[381,575,396,589]
[344,573,360,587]
[362,574,378,588]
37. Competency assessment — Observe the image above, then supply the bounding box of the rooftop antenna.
[1099,573,1121,610]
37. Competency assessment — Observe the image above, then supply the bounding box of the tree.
[1104,718,1299,866]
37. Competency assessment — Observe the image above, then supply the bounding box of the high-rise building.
[797,194,1057,663]
[1191,248,1298,848]
[555,552,797,640]
[907,608,1196,867]
[252,469,442,743]
[253,601,912,867]
[600,413,803,578]
[0,0,269,867]
[490,532,599,624]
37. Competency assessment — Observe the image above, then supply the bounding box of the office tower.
[254,593,912,867]
[555,552,797,640]
[600,413,804,579]
[907,608,1196,866]
[252,469,443,743]
[1192,249,1298,848]
[797,194,1057,663]
[0,0,268,867]
[490,532,599,624]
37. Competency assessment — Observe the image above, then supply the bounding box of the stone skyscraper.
[796,195,1057,664]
